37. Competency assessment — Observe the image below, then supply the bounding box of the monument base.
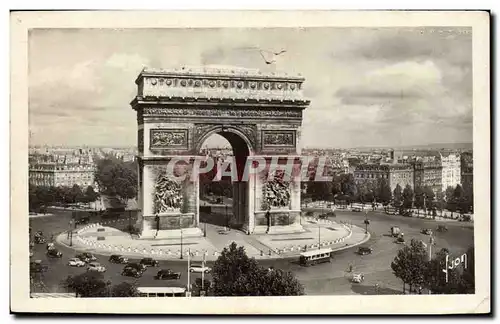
[252,223,306,235]
[138,227,204,240]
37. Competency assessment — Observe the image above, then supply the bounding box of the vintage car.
[390,226,402,237]
[46,249,63,258]
[109,254,129,264]
[124,262,147,273]
[87,262,106,273]
[154,269,181,280]
[421,228,433,235]
[437,225,449,232]
[395,237,406,244]
[351,273,365,283]
[122,267,142,278]
[68,258,86,267]
[34,236,46,244]
[357,246,373,255]
[140,257,159,267]
[189,263,212,274]
[30,260,48,273]
[81,252,97,261]
[352,207,363,212]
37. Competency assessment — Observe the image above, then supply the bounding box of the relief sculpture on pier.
[153,172,183,214]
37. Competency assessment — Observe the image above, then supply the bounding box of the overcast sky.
[28,27,472,148]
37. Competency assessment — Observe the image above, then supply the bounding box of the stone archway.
[131,66,310,239]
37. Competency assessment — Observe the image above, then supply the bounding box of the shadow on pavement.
[350,284,403,295]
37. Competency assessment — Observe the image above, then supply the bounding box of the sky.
[28,27,472,148]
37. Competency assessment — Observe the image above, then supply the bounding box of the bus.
[137,287,187,297]
[299,248,333,266]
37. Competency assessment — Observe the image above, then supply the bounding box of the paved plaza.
[57,216,369,261]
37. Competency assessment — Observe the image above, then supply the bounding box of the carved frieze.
[142,107,302,119]
[150,129,188,149]
[153,172,183,214]
[262,130,296,147]
[262,170,291,209]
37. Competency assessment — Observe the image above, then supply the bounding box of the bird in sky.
[259,49,287,65]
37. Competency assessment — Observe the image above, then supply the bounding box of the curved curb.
[57,222,371,263]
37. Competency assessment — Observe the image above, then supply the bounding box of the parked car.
[87,262,106,273]
[401,210,413,217]
[421,228,433,235]
[109,254,129,264]
[75,217,90,225]
[357,246,373,255]
[390,226,402,237]
[122,267,142,278]
[352,207,362,212]
[68,258,86,267]
[318,211,336,219]
[189,264,212,274]
[194,278,212,289]
[34,236,46,244]
[124,262,147,272]
[30,260,48,273]
[437,225,448,232]
[351,273,365,283]
[154,269,181,280]
[395,237,406,244]
[46,249,63,258]
[81,252,97,261]
[140,257,159,267]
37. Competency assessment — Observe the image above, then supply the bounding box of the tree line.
[29,157,139,213]
[303,174,473,215]
[391,239,474,294]
[29,184,99,213]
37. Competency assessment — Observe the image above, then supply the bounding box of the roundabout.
[30,208,473,295]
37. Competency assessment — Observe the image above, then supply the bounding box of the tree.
[111,282,139,297]
[391,239,428,294]
[424,247,474,294]
[445,186,457,218]
[84,186,99,204]
[306,181,333,202]
[402,185,414,211]
[212,242,304,296]
[70,184,85,204]
[393,184,403,207]
[414,186,425,215]
[94,158,138,204]
[435,190,446,217]
[377,179,392,206]
[453,184,468,215]
[64,272,110,297]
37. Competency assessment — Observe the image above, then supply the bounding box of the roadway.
[29,208,474,295]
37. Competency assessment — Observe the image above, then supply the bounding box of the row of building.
[353,151,473,195]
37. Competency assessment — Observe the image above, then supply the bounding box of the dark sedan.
[154,269,181,280]
[140,257,159,267]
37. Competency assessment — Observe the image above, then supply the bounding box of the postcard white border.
[10,10,490,314]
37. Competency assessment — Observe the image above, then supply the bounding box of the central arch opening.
[198,131,250,231]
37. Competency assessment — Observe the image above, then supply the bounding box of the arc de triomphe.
[131,66,310,239]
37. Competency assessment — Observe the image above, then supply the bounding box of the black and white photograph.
[10,10,490,314]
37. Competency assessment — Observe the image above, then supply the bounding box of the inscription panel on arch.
[262,130,296,148]
[149,129,189,150]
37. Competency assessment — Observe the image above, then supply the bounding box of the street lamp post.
[180,227,184,260]
[318,220,321,248]
[69,212,75,246]
[364,210,370,235]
